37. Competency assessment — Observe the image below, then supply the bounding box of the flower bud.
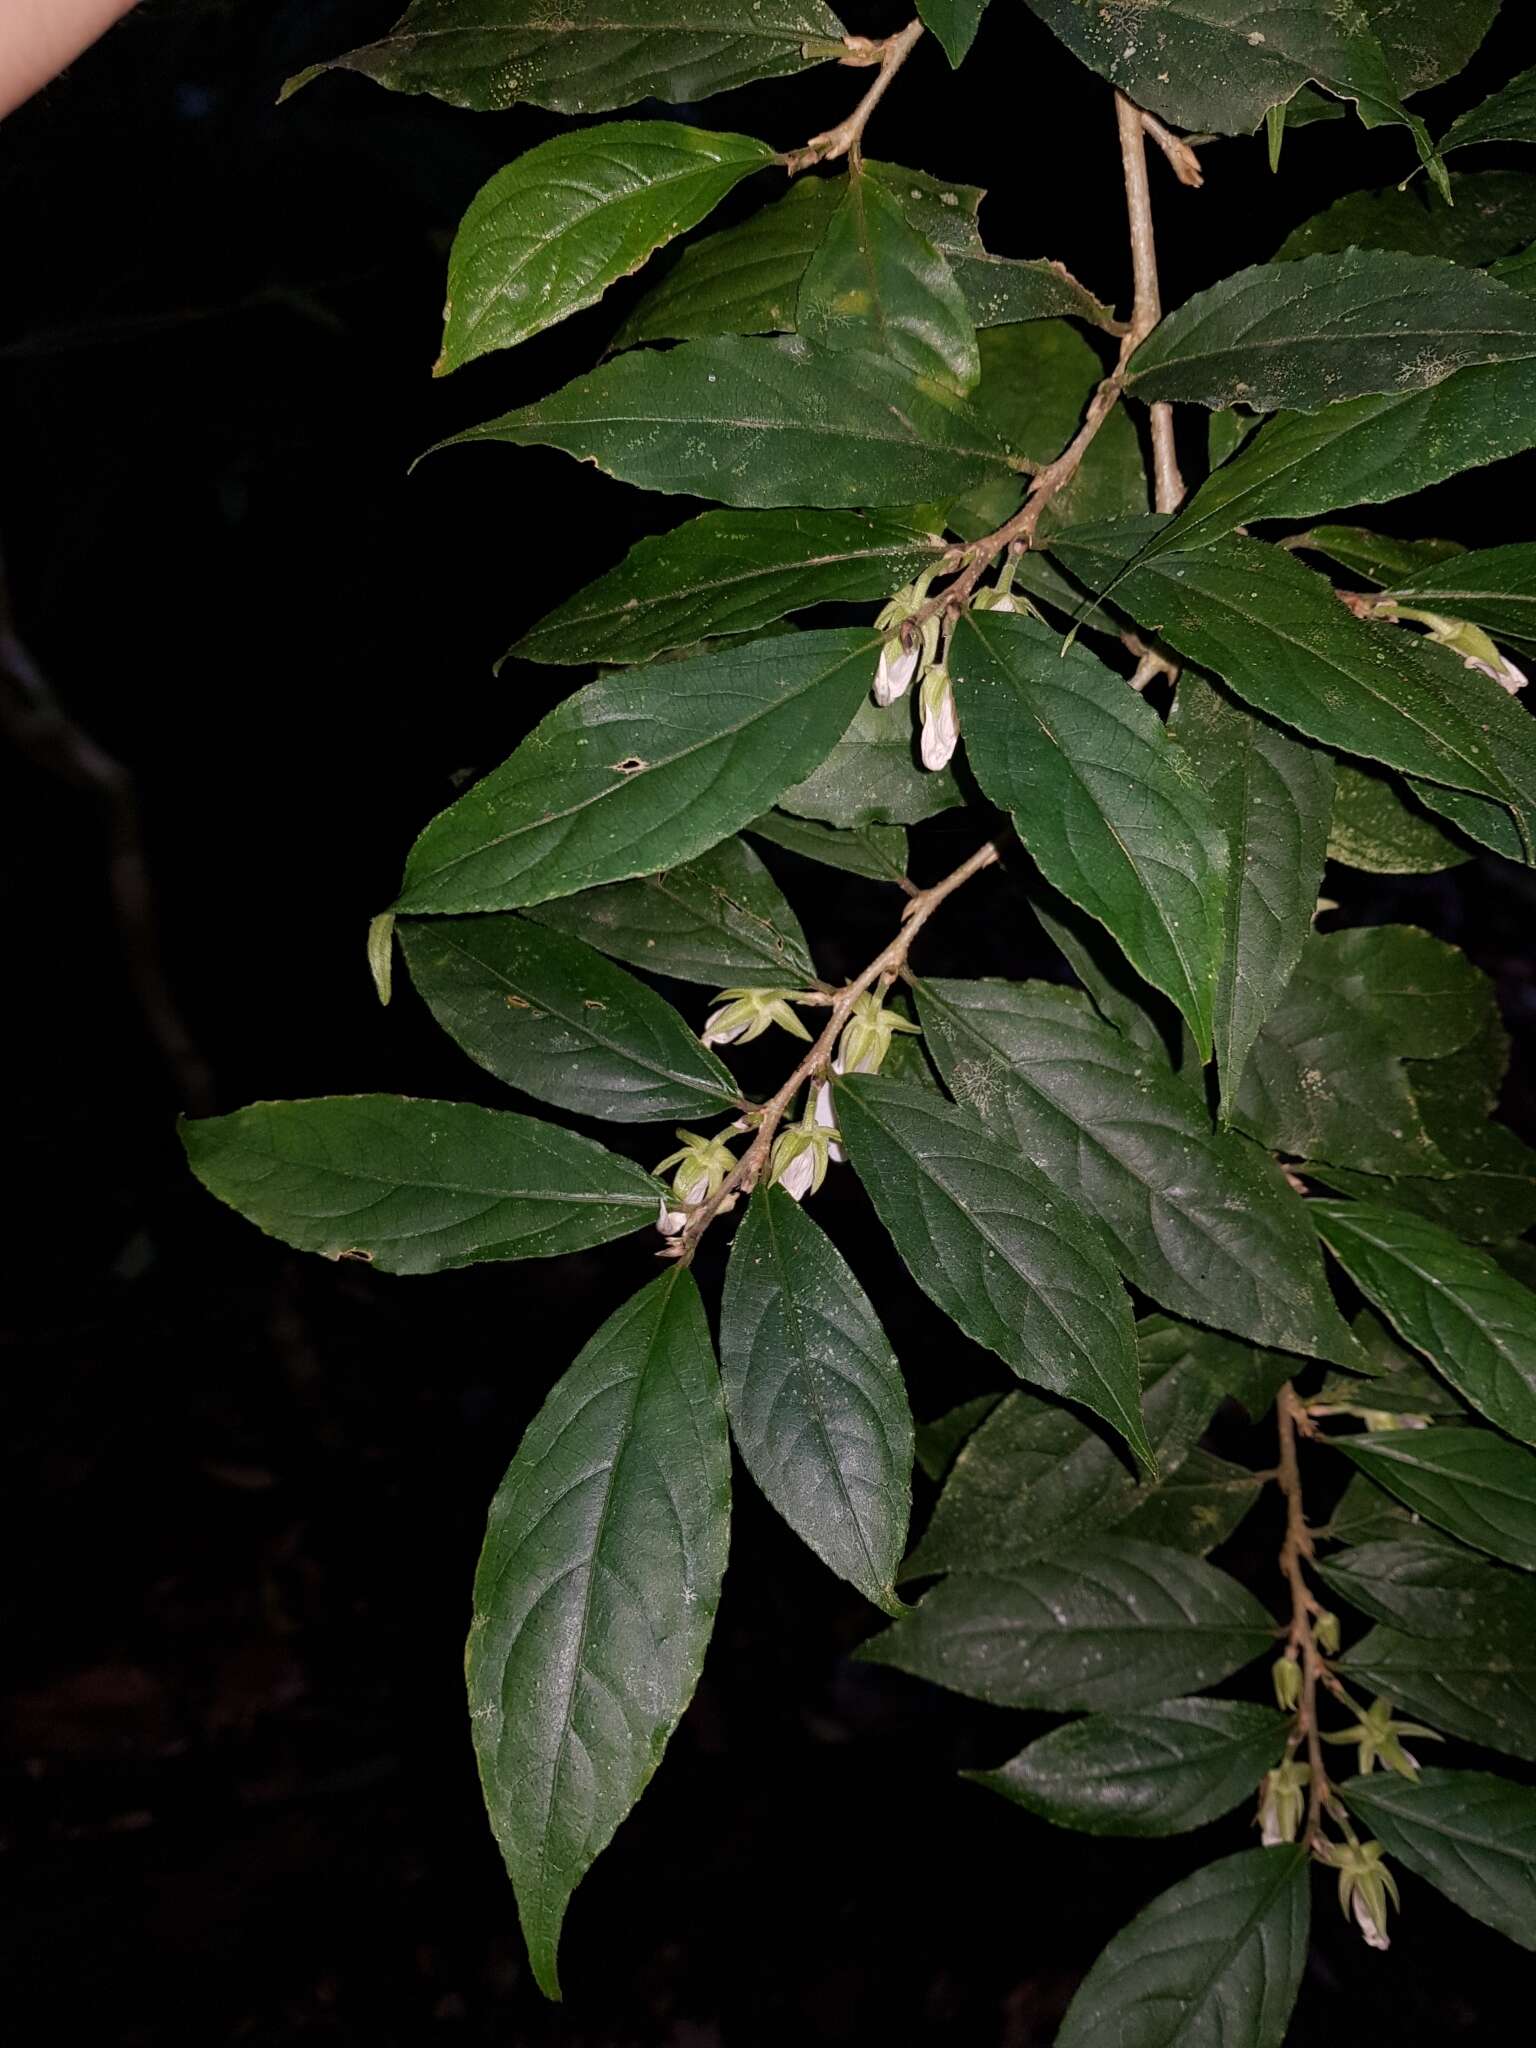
[769,1118,839,1202]
[700,986,815,1049]
[651,1129,738,1234]
[872,635,920,706]
[836,991,923,1077]
[1257,1759,1310,1845]
[1320,1839,1400,1951]
[1315,1609,1342,1655]
[1272,1655,1302,1713]
[918,666,959,771]
[812,1074,845,1164]
[1388,605,1528,694]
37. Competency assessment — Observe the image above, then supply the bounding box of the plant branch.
[785,20,925,173]
[1275,1382,1333,1846]
[666,836,1002,1262]
[1141,110,1204,189]
[1116,91,1185,515]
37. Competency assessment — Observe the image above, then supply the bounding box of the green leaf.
[1446,64,1536,154]
[1054,1846,1310,2048]
[1146,362,1536,556]
[720,1186,911,1612]
[512,509,944,668]
[915,978,1358,1364]
[1020,0,1444,187]
[1128,251,1536,414]
[913,1394,1002,1482]
[1302,527,1466,588]
[1341,1769,1536,1951]
[1327,762,1472,875]
[745,809,908,884]
[615,161,1117,349]
[438,124,773,372]
[902,1323,1225,1580]
[1493,239,1536,295]
[1384,543,1536,649]
[1052,530,1533,824]
[1318,1529,1534,1635]
[1365,0,1501,96]
[467,1267,729,1998]
[777,694,963,828]
[439,335,1024,510]
[1276,168,1536,267]
[397,914,737,1123]
[1168,677,1333,1107]
[1320,1304,1472,1411]
[1339,1621,1536,1762]
[1325,1469,1420,1546]
[526,835,816,987]
[284,0,848,113]
[952,609,1227,1059]
[395,630,877,915]
[181,1096,660,1274]
[1312,1201,1536,1445]
[971,1700,1288,1838]
[834,1074,1148,1469]
[1333,1427,1536,1570]
[797,172,979,392]
[918,0,988,67]
[860,1537,1276,1711]
[1114,1447,1266,1555]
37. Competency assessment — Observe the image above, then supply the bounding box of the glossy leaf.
[512,509,944,668]
[1318,1529,1534,1636]
[1365,0,1501,96]
[918,0,987,67]
[1169,676,1333,1107]
[527,835,815,988]
[777,695,963,828]
[1341,1770,1536,1951]
[1327,762,1472,875]
[285,0,848,113]
[397,915,736,1123]
[437,124,773,372]
[798,171,979,392]
[1302,526,1466,589]
[1312,1201,1536,1445]
[1333,1427,1536,1570]
[1340,1622,1536,1762]
[915,978,1358,1364]
[467,1268,729,1998]
[1446,65,1536,154]
[395,630,876,915]
[913,1394,1002,1482]
[438,335,1024,509]
[720,1187,911,1612]
[834,1074,1148,1468]
[1385,544,1536,649]
[745,810,908,884]
[972,1700,1288,1838]
[1054,1847,1309,2048]
[952,609,1226,1058]
[181,1096,659,1273]
[1127,250,1536,414]
[860,1537,1276,1711]
[1276,169,1536,267]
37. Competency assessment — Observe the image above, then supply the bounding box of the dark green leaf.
[512,509,944,668]
[1339,1622,1536,1761]
[1020,0,1443,186]
[1341,1769,1536,1950]
[835,1074,1148,1468]
[1054,1847,1310,2048]
[1446,65,1536,154]
[798,171,979,391]
[915,978,1357,1363]
[438,124,773,372]
[439,335,1024,508]
[860,1537,1276,1711]
[777,694,962,827]
[972,1700,1287,1838]
[285,0,848,113]
[1333,1427,1536,1569]
[1327,762,1472,875]
[1301,527,1465,588]
[1317,1305,1472,1412]
[1169,677,1333,1107]
[918,0,987,67]
[1313,1201,1536,1445]
[720,1187,911,1612]
[745,809,908,884]
[1325,1469,1420,1546]
[1365,0,1501,96]
[1384,544,1536,649]
[397,914,736,1123]
[395,630,876,915]
[181,1095,660,1274]
[1114,1447,1266,1555]
[913,1393,1003,1483]
[1275,169,1536,266]
[467,1268,729,1998]
[952,610,1226,1058]
[527,834,815,988]
[1318,1529,1534,1635]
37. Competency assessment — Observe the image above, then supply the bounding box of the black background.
[5,2,1535,2040]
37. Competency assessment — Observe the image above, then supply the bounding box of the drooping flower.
[1323,1695,1441,1780]
[836,990,922,1077]
[873,635,921,706]
[1257,1759,1311,1846]
[919,665,959,770]
[700,986,815,1049]
[769,1095,841,1202]
[651,1127,738,1235]
[1320,1839,1400,1952]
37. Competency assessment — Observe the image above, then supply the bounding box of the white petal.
[873,639,919,706]
[1466,651,1528,694]
[1352,1891,1390,1951]
[779,1147,816,1201]
[656,1199,689,1237]
[991,593,1017,613]
[921,688,959,770]
[813,1080,846,1163]
[701,1012,745,1048]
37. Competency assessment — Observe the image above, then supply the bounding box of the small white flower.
[919,667,959,771]
[1351,1885,1391,1952]
[873,635,921,706]
[656,1198,690,1237]
[1465,649,1528,695]
[813,1076,845,1163]
[777,1143,817,1201]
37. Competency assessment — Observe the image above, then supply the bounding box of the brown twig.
[1275,1382,1334,1844]
[1141,109,1204,188]
[1122,629,1179,693]
[785,20,925,173]
[1117,91,1185,515]
[667,838,1002,1262]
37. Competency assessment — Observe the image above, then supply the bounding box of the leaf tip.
[276,63,326,105]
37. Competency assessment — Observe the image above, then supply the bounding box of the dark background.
[5,2,1535,2040]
